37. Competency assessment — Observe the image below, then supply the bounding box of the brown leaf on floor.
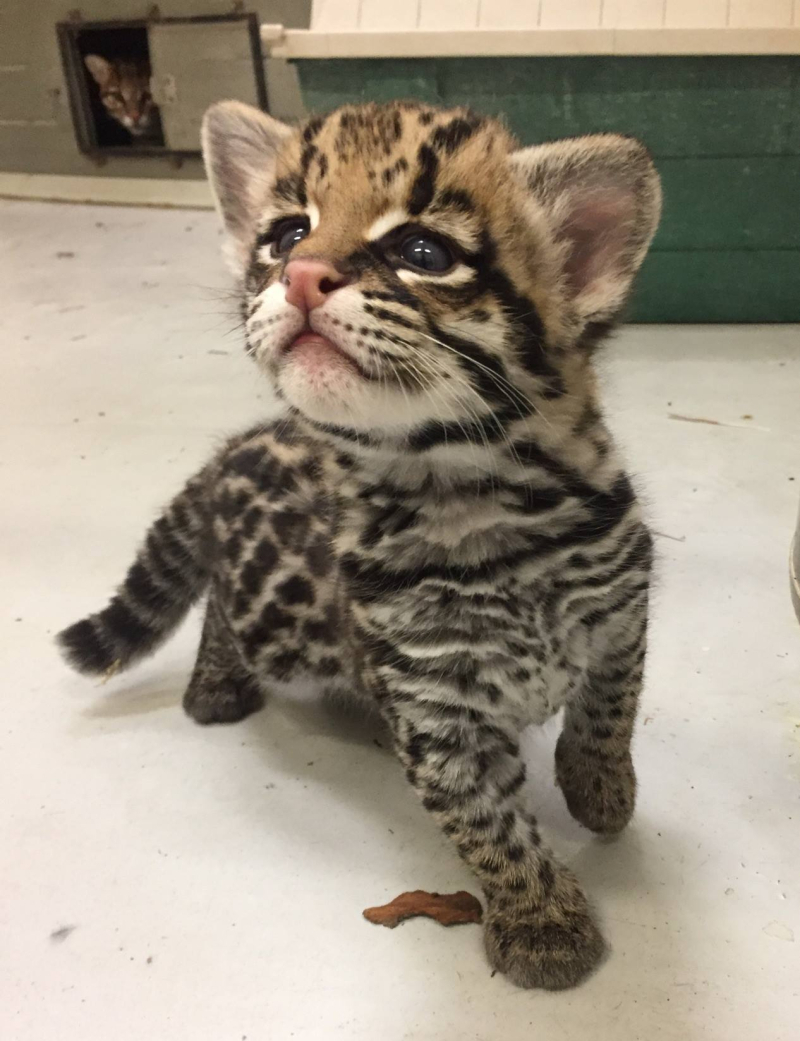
[363,890,483,929]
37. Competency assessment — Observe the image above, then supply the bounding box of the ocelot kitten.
[59,100,661,990]
[83,54,159,141]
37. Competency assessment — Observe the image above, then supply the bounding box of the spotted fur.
[58,100,661,990]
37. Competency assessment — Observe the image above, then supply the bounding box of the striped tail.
[57,468,211,676]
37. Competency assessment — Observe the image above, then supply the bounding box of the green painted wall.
[295,56,800,323]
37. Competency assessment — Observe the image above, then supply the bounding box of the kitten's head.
[84,54,155,138]
[203,101,660,441]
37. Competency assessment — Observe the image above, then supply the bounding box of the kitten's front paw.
[484,894,605,990]
[483,899,604,986]
[555,730,636,835]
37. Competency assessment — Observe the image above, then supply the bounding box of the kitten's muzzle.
[282,329,375,382]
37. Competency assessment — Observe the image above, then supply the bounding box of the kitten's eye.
[271,218,310,256]
[399,234,453,273]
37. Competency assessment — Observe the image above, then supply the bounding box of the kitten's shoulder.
[213,415,338,493]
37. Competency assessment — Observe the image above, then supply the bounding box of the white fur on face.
[398,263,474,287]
[440,312,505,348]
[244,280,490,434]
[246,281,304,364]
[366,208,410,242]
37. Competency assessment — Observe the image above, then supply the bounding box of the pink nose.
[283,259,349,313]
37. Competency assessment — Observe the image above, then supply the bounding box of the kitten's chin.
[283,333,366,379]
[273,330,384,431]
[268,331,477,435]
[277,370,380,431]
[275,374,465,440]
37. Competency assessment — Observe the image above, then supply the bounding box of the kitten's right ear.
[84,54,112,88]
[510,134,661,325]
[202,101,294,275]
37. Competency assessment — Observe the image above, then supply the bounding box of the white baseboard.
[0,173,213,209]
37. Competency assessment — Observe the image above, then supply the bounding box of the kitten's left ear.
[202,100,294,275]
[510,135,661,323]
[84,54,113,88]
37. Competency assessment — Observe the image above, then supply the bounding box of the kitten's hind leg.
[184,595,264,725]
[556,592,647,835]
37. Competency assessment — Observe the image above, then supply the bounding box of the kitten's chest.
[356,570,591,723]
[339,491,594,722]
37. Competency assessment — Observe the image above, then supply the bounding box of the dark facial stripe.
[382,156,409,188]
[406,406,521,452]
[435,188,475,214]
[431,115,482,155]
[427,323,524,412]
[486,269,559,390]
[407,419,488,452]
[344,247,386,279]
[363,303,419,331]
[297,142,322,207]
[465,231,561,395]
[302,115,325,143]
[363,282,422,311]
[273,174,303,205]
[300,144,317,178]
[408,144,439,216]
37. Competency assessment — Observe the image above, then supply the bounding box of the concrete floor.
[1,199,799,1041]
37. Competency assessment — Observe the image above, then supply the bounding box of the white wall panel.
[419,0,480,29]
[664,0,729,27]
[311,0,360,30]
[601,0,666,28]
[539,0,601,28]
[729,0,793,26]
[309,0,800,33]
[359,0,420,30]
[478,1,542,30]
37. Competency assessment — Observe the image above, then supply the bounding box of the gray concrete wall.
[0,1,309,178]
